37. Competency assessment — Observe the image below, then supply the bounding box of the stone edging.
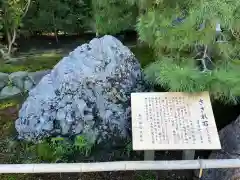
[0,70,50,100]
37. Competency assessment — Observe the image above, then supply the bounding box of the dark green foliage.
[23,0,90,35]
[74,135,93,156]
[130,45,155,68]
[145,57,240,103]
[137,0,240,103]
[28,135,95,162]
[28,137,73,162]
[1,0,239,104]
[92,0,138,35]
[123,140,132,157]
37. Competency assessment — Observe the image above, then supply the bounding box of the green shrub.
[22,0,90,35]
[27,135,95,162]
[74,135,94,156]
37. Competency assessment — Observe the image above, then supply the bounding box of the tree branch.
[7,28,16,55]
[196,45,211,72]
[231,28,240,41]
[5,0,31,56]
[22,0,31,19]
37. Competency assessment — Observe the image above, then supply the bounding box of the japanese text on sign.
[131,92,221,150]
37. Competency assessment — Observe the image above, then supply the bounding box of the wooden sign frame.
[131,92,221,151]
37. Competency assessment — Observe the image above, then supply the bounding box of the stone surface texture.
[0,70,49,99]
[202,115,240,180]
[9,71,28,89]
[0,86,21,99]
[15,35,147,142]
[28,70,51,85]
[0,72,9,90]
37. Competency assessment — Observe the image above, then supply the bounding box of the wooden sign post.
[131,92,221,160]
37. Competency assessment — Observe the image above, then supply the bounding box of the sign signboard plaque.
[131,92,221,151]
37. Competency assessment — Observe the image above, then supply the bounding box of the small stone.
[9,71,28,89]
[28,70,51,85]
[24,79,34,91]
[0,86,21,99]
[0,72,9,90]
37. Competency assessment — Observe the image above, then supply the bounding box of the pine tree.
[134,0,240,104]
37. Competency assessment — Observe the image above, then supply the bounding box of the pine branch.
[196,45,211,72]
[144,56,240,104]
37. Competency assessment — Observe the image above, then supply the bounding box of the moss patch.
[0,174,34,180]
[0,45,154,74]
[0,100,20,138]
[0,52,63,73]
[0,97,26,165]
[0,99,21,110]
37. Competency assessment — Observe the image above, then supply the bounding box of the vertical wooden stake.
[144,150,155,160]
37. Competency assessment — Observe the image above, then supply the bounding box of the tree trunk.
[52,14,59,43]
[7,29,16,55]
[54,29,59,43]
[96,31,99,37]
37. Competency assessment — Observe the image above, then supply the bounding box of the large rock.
[15,35,147,142]
[0,72,9,90]
[202,115,240,180]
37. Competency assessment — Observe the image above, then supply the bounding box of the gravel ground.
[0,170,194,180]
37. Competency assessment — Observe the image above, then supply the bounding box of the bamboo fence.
[0,159,240,174]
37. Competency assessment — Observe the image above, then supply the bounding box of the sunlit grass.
[0,102,16,110]
[0,44,155,74]
[0,52,63,73]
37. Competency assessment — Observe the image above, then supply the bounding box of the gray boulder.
[0,72,9,90]
[0,86,21,99]
[15,35,147,142]
[28,70,51,85]
[202,115,240,180]
[9,71,28,90]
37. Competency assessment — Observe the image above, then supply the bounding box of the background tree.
[0,1,5,59]
[92,0,138,36]
[1,0,30,56]
[23,0,90,40]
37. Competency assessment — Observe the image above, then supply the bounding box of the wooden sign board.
[131,92,221,150]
